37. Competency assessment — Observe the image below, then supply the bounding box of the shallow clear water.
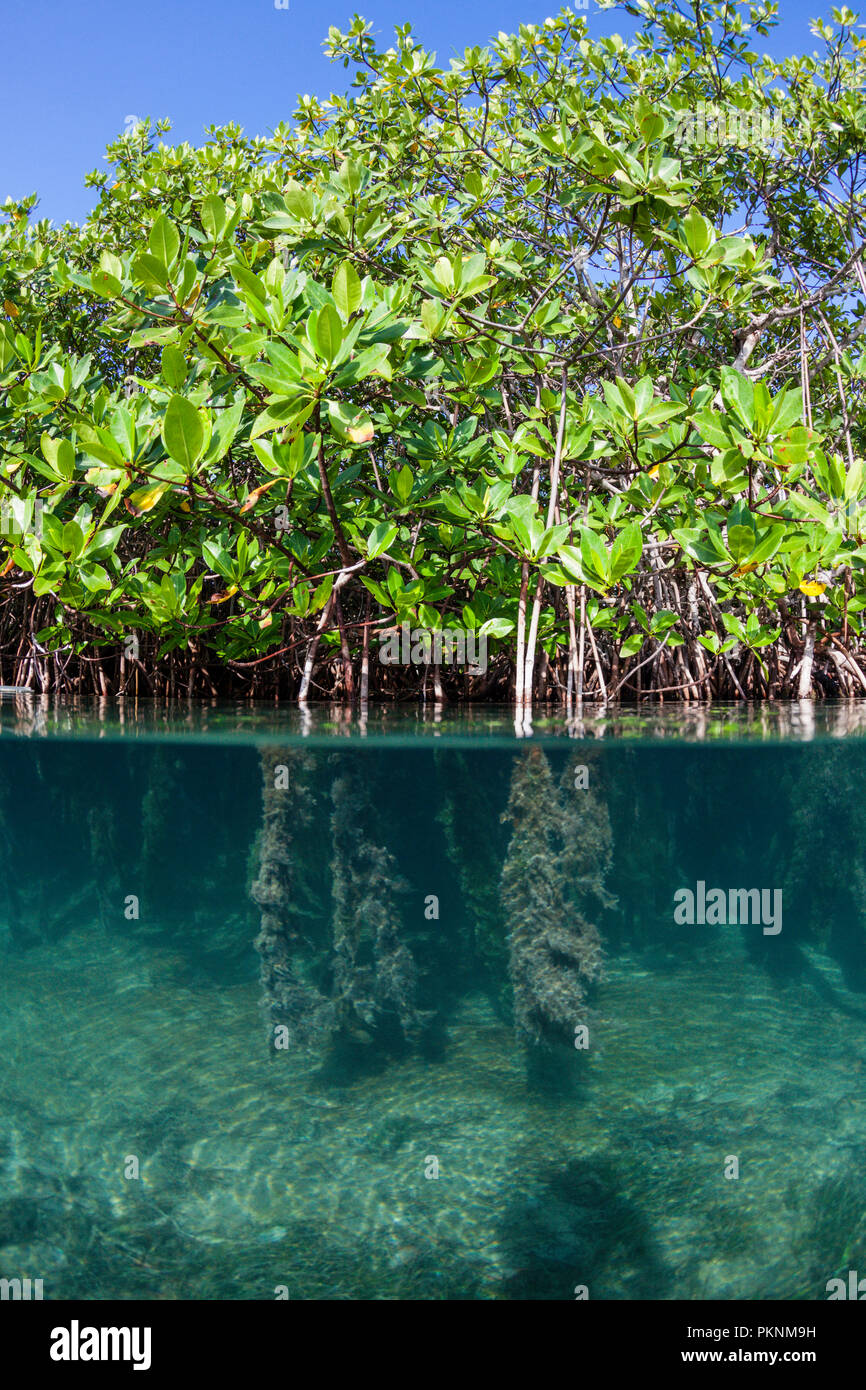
[1,697,865,1300]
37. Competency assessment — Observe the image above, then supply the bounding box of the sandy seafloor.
[2,915,864,1301]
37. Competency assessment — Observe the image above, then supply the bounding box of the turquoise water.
[1,697,865,1300]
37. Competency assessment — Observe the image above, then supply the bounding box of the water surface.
[1,698,864,1299]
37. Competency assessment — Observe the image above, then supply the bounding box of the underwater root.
[251,748,335,1048]
[251,750,429,1052]
[501,747,612,1049]
[330,763,431,1043]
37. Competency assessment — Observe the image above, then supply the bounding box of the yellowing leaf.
[3,300,18,317]
[209,586,238,604]
[85,467,121,488]
[799,581,826,596]
[126,481,170,515]
[348,421,375,444]
[239,479,280,513]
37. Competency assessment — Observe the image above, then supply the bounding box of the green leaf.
[282,184,315,222]
[682,208,715,259]
[769,387,804,435]
[132,253,169,293]
[202,538,235,581]
[367,521,397,560]
[602,377,635,421]
[580,526,612,586]
[479,617,515,638]
[204,395,245,465]
[421,299,444,338]
[333,342,392,386]
[100,252,123,282]
[91,268,122,299]
[312,304,343,364]
[338,158,363,195]
[433,257,454,293]
[87,525,125,561]
[691,408,732,449]
[650,609,679,636]
[162,395,205,470]
[556,544,585,582]
[41,434,75,481]
[61,520,84,558]
[726,502,758,563]
[744,524,785,567]
[720,368,755,430]
[251,401,315,440]
[148,214,179,270]
[610,523,642,581]
[201,194,226,241]
[333,262,362,322]
[161,345,187,390]
[633,377,653,419]
[844,456,863,502]
[391,464,413,505]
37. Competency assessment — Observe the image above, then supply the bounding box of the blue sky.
[0,0,834,226]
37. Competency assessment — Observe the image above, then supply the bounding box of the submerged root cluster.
[252,743,612,1057]
[331,765,428,1042]
[251,751,427,1052]
[501,748,613,1048]
[251,749,335,1047]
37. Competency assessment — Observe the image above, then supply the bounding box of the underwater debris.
[330,762,430,1043]
[501,748,612,1048]
[251,749,335,1047]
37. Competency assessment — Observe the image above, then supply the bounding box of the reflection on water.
[1,726,865,1299]
[5,692,866,743]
